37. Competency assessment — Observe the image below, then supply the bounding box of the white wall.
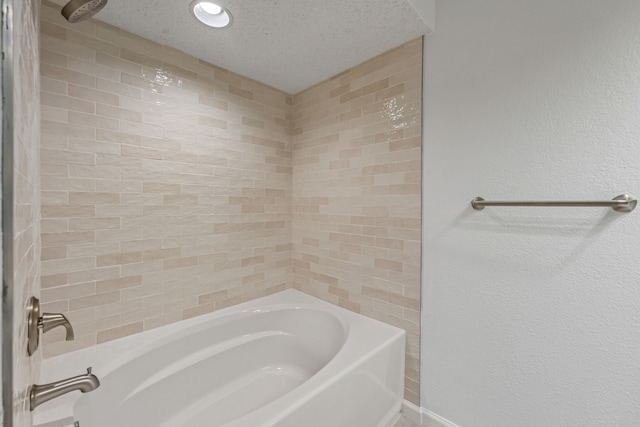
[421,1,640,426]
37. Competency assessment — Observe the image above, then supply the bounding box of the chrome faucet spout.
[30,367,100,411]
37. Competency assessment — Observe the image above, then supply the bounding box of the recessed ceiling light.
[200,2,222,15]
[191,1,231,28]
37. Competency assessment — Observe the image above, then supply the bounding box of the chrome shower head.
[61,0,108,23]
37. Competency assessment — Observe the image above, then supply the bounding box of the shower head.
[61,0,108,23]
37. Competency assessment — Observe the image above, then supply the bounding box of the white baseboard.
[422,409,460,427]
[401,400,460,427]
[401,400,423,425]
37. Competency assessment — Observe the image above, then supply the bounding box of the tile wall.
[38,0,422,405]
[39,1,292,357]
[291,39,423,404]
[13,0,41,424]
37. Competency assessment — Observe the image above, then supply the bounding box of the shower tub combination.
[33,290,405,427]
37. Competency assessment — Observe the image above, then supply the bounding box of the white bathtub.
[33,289,405,427]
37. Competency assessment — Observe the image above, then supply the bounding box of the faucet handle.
[27,297,75,356]
[87,367,93,375]
[39,313,75,341]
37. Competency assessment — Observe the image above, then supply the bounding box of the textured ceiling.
[50,0,429,94]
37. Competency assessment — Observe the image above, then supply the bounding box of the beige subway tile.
[42,191,70,205]
[329,83,351,98]
[95,205,143,217]
[70,291,121,311]
[41,47,68,67]
[96,103,142,122]
[42,246,68,261]
[144,313,182,330]
[328,286,349,299]
[40,300,70,314]
[66,30,119,57]
[96,180,143,193]
[96,128,142,145]
[120,72,164,93]
[68,165,119,180]
[43,334,96,359]
[41,177,94,192]
[97,252,143,267]
[120,48,162,69]
[120,260,163,276]
[163,194,198,204]
[68,111,119,131]
[41,282,96,303]
[42,121,95,139]
[41,63,96,88]
[96,51,142,75]
[197,290,228,306]
[68,57,120,82]
[228,86,253,100]
[388,293,419,311]
[163,256,198,270]
[42,91,95,113]
[143,182,181,194]
[41,218,69,233]
[143,136,180,151]
[362,285,388,301]
[119,239,161,252]
[41,204,95,218]
[121,144,162,160]
[95,275,142,293]
[198,116,227,129]
[120,282,163,300]
[69,217,120,231]
[215,296,243,310]
[241,116,264,129]
[41,77,68,95]
[66,242,119,258]
[68,266,122,285]
[42,231,95,247]
[96,77,142,100]
[198,94,228,110]
[68,84,118,106]
[182,303,215,320]
[69,192,120,204]
[143,248,181,262]
[97,322,143,344]
[42,273,70,289]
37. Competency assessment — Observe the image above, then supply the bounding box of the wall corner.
[408,0,436,33]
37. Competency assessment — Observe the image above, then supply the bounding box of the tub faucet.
[30,367,100,411]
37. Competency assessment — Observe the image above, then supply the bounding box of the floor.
[395,413,422,427]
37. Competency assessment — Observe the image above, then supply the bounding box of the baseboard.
[401,400,423,425]
[401,401,460,427]
[422,409,460,427]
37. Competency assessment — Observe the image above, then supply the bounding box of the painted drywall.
[421,1,640,426]
[407,0,435,30]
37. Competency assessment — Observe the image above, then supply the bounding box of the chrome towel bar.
[471,194,637,212]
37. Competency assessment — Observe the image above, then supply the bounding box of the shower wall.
[291,38,423,404]
[39,2,292,358]
[12,0,41,424]
[37,5,423,408]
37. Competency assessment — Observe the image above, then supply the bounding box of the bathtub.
[33,289,405,427]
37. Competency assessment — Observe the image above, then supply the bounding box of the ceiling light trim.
[191,1,232,28]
